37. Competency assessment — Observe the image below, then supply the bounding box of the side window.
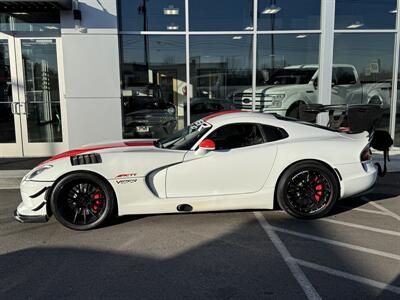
[334,67,357,85]
[206,123,264,150]
[261,125,289,142]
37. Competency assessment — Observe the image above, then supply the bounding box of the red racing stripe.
[202,110,243,121]
[39,141,154,165]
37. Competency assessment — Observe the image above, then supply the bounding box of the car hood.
[30,140,187,181]
[238,84,307,94]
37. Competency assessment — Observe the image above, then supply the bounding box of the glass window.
[0,12,60,33]
[261,125,288,142]
[206,123,264,150]
[247,34,319,117]
[22,39,62,143]
[0,40,15,143]
[189,0,253,31]
[332,33,395,133]
[120,35,186,139]
[119,0,185,31]
[335,0,397,29]
[257,0,321,31]
[156,119,212,150]
[189,35,252,123]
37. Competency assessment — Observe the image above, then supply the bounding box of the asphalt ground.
[0,174,399,299]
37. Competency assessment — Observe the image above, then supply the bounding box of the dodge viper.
[14,111,377,230]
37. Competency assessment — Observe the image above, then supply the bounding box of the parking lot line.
[320,219,400,237]
[294,258,400,295]
[361,196,400,222]
[335,205,390,216]
[254,212,321,300]
[270,225,400,261]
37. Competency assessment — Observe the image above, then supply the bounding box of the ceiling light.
[163,5,179,15]
[262,5,281,15]
[244,26,254,30]
[296,34,307,39]
[232,36,243,40]
[389,9,397,14]
[12,12,28,15]
[166,23,179,30]
[347,21,364,29]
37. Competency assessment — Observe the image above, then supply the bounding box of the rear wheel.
[50,172,115,230]
[276,161,339,219]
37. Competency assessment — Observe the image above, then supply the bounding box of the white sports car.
[15,111,377,230]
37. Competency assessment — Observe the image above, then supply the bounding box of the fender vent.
[70,153,102,166]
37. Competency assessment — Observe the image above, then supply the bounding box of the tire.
[286,102,303,119]
[50,172,115,230]
[276,161,339,219]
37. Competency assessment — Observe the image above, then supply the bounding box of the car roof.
[202,110,276,125]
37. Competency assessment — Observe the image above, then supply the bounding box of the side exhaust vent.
[177,204,193,212]
[71,153,102,166]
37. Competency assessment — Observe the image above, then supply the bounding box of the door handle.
[11,102,16,115]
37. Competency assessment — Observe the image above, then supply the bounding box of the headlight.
[266,93,286,108]
[24,165,53,181]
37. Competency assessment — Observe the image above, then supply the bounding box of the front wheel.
[286,102,304,119]
[276,161,339,219]
[50,172,115,230]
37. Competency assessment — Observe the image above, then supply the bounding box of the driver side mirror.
[195,139,216,156]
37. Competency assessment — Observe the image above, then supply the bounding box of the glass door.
[0,33,23,156]
[14,38,67,156]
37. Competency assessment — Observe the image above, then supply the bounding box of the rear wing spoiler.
[298,103,392,176]
[298,103,383,135]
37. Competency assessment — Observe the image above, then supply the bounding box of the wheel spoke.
[72,208,79,224]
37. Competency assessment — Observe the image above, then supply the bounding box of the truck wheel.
[286,102,305,119]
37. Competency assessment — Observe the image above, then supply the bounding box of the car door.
[165,123,278,198]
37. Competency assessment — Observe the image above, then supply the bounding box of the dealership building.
[0,0,399,157]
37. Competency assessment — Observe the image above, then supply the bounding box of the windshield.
[155,119,212,150]
[266,69,317,85]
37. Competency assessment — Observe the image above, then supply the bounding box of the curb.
[0,170,29,190]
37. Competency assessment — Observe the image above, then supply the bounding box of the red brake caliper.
[91,189,103,214]
[314,178,324,201]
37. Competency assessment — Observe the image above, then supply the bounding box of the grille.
[70,153,102,166]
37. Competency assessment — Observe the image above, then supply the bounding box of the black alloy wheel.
[50,173,115,230]
[277,161,339,219]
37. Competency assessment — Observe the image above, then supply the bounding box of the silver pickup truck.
[232,64,380,117]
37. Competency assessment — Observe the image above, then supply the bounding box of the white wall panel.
[59,0,122,149]
[61,34,120,98]
[66,98,122,148]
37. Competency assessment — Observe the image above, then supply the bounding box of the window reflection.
[119,0,185,31]
[333,33,394,132]
[235,34,319,117]
[22,40,62,143]
[189,0,253,31]
[120,35,186,139]
[189,35,252,122]
[335,0,397,29]
[0,40,16,143]
[0,12,60,32]
[257,0,321,30]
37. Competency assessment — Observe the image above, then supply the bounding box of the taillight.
[360,147,372,162]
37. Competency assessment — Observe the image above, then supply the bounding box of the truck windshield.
[155,120,212,150]
[266,69,317,85]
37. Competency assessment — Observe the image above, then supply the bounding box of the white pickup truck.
[232,64,379,117]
